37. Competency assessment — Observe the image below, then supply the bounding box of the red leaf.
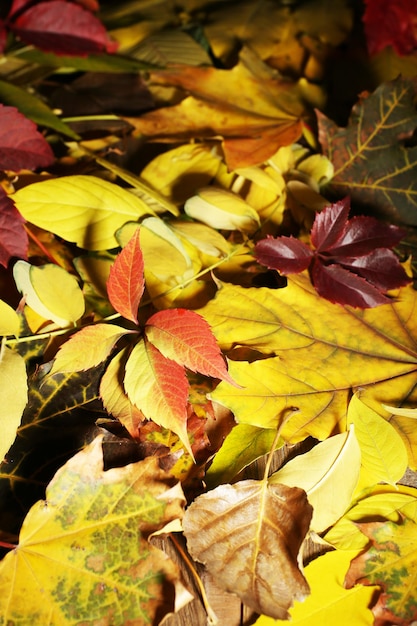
[310,197,350,251]
[0,188,28,267]
[338,249,411,291]
[9,1,118,56]
[323,216,406,257]
[145,308,236,384]
[107,229,144,325]
[363,0,417,56]
[254,236,313,275]
[311,260,390,308]
[0,21,7,54]
[0,104,54,171]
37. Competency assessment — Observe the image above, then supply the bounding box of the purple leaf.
[311,260,390,308]
[310,197,350,251]
[0,188,28,267]
[255,236,313,274]
[323,216,406,256]
[337,249,411,291]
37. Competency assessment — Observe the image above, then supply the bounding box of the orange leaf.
[107,228,144,324]
[145,308,236,385]
[124,339,192,457]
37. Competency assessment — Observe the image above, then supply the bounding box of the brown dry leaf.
[182,479,312,619]
[126,48,316,169]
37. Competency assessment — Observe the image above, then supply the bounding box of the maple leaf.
[345,518,417,625]
[363,0,417,56]
[318,77,417,226]
[0,104,54,172]
[0,435,188,625]
[107,228,144,324]
[4,0,117,56]
[183,479,312,619]
[255,197,410,307]
[0,189,28,268]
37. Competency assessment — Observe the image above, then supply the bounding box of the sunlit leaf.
[184,187,261,233]
[0,345,27,462]
[107,228,144,324]
[12,176,151,250]
[0,435,187,625]
[13,260,85,327]
[254,550,379,626]
[124,339,192,457]
[0,300,20,337]
[270,428,361,532]
[346,518,417,625]
[183,478,312,619]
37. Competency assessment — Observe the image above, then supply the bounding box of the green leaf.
[319,77,417,226]
[0,79,79,139]
[0,435,187,625]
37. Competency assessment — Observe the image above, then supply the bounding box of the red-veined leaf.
[310,197,350,251]
[311,260,390,308]
[0,189,28,267]
[9,1,118,56]
[0,104,54,171]
[124,339,192,457]
[338,248,411,291]
[107,229,144,324]
[145,308,236,384]
[254,236,313,275]
[323,216,406,256]
[51,324,133,373]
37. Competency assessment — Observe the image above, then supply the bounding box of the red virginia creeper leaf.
[254,236,313,275]
[107,229,144,325]
[310,197,350,251]
[0,188,28,267]
[0,104,54,171]
[363,0,417,56]
[311,259,390,308]
[9,1,118,56]
[324,216,406,256]
[145,308,236,384]
[338,249,411,291]
[124,339,193,457]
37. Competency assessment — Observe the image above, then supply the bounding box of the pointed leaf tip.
[107,229,144,324]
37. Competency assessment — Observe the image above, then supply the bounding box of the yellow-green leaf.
[12,175,151,250]
[269,428,361,532]
[254,550,379,626]
[0,345,27,462]
[0,435,187,625]
[184,187,261,233]
[347,394,408,488]
[13,261,85,327]
[0,299,20,337]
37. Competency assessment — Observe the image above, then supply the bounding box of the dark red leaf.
[310,198,350,251]
[10,1,118,56]
[8,0,32,18]
[0,104,54,171]
[0,188,28,267]
[254,236,313,275]
[0,21,7,54]
[337,249,411,291]
[323,216,406,257]
[311,259,390,308]
[363,0,417,56]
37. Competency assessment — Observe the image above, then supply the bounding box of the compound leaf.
[107,228,144,324]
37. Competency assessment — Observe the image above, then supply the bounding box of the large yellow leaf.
[12,175,151,250]
[0,435,188,625]
[0,299,20,336]
[0,345,27,462]
[269,428,361,532]
[200,274,417,448]
[183,478,312,619]
[254,550,379,626]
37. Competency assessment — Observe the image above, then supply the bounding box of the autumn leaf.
[0,104,54,171]
[5,0,118,56]
[199,274,417,449]
[0,300,20,337]
[107,228,144,324]
[255,197,410,307]
[126,48,307,169]
[0,189,28,268]
[346,518,417,625]
[0,435,187,625]
[183,479,312,619]
[124,339,192,457]
[318,77,417,226]
[0,345,27,463]
[145,308,236,384]
[362,0,417,56]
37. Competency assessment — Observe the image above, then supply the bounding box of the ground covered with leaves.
[2,1,417,625]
